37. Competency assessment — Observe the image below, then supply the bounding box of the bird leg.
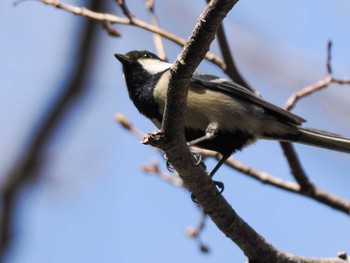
[187,123,218,147]
[187,123,225,202]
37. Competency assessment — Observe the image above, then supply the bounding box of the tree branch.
[41,0,226,71]
[144,0,167,60]
[284,41,350,111]
[197,149,350,215]
[204,0,255,93]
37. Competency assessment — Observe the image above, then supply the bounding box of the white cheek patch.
[139,59,172,74]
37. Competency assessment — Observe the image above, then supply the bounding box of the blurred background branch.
[0,0,106,260]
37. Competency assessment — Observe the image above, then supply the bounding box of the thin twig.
[101,20,121,37]
[115,113,145,139]
[280,142,315,193]
[144,0,167,60]
[141,159,183,187]
[284,40,350,111]
[116,0,133,20]
[186,210,210,253]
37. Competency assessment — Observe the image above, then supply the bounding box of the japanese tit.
[115,50,350,176]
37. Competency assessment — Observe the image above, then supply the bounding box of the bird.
[115,50,350,178]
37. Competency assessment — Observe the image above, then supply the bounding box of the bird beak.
[114,53,130,65]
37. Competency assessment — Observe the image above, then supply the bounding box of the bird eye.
[143,53,150,58]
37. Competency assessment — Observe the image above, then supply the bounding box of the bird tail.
[294,127,350,153]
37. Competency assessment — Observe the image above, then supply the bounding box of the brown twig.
[280,142,315,193]
[284,40,350,111]
[144,0,167,60]
[141,159,183,187]
[116,0,133,21]
[115,113,145,139]
[186,210,210,253]
[101,20,121,37]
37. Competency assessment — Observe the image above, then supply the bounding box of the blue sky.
[1,0,350,262]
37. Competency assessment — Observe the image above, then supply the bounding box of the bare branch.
[41,0,226,70]
[215,23,255,93]
[284,40,350,111]
[114,113,145,139]
[204,0,255,93]
[144,0,167,60]
[116,0,133,21]
[196,148,350,215]
[280,142,315,193]
[141,159,183,187]
[100,20,121,37]
[186,210,210,254]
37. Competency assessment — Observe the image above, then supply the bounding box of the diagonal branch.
[205,0,255,93]
[215,22,254,92]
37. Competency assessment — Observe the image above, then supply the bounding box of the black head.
[114,50,164,74]
[115,50,172,91]
[114,50,171,122]
[115,50,161,65]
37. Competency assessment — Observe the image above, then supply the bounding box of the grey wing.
[190,72,305,125]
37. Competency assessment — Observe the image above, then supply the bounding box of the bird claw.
[164,154,174,173]
[166,160,174,173]
[214,180,224,194]
[190,180,225,203]
[192,152,202,166]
